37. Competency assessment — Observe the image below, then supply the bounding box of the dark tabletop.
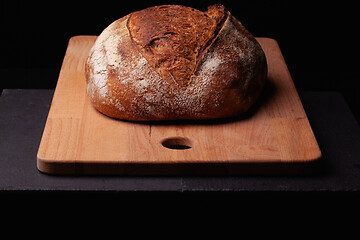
[0,89,359,192]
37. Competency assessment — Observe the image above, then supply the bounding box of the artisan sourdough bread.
[85,4,267,120]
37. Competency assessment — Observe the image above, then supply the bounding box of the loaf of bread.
[85,4,267,121]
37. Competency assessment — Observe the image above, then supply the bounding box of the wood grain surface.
[37,36,321,175]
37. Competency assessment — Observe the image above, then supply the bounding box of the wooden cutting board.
[37,35,321,175]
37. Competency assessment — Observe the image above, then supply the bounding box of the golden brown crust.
[85,4,267,121]
[127,5,226,87]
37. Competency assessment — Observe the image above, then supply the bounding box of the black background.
[0,0,359,122]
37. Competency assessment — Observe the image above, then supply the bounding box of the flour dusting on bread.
[85,4,267,120]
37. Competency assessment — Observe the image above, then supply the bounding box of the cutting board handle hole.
[161,137,192,150]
